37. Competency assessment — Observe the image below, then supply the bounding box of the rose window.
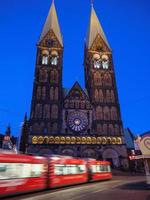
[68,112,88,132]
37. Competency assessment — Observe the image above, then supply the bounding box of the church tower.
[84,5,128,166]
[84,5,123,137]
[27,1,63,152]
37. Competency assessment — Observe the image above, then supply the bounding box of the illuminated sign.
[31,136,123,145]
[139,134,150,155]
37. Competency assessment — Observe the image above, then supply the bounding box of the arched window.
[96,106,103,120]
[111,107,118,120]
[42,55,48,65]
[39,69,47,82]
[47,123,51,134]
[54,70,58,83]
[40,122,45,133]
[42,87,46,100]
[97,124,102,134]
[103,73,112,86]
[52,123,58,134]
[99,89,103,102]
[50,87,54,101]
[43,104,50,119]
[33,123,40,134]
[103,106,110,120]
[115,124,119,135]
[50,70,55,81]
[54,87,58,100]
[95,89,99,102]
[94,72,102,86]
[75,100,80,109]
[35,104,42,118]
[108,124,114,135]
[111,90,115,103]
[37,86,41,99]
[80,101,85,109]
[103,124,107,135]
[51,104,58,119]
[51,56,58,66]
[106,90,111,102]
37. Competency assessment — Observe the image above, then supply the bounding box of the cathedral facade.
[21,1,128,168]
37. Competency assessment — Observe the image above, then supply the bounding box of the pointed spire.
[86,5,110,50]
[39,0,63,46]
[5,125,11,136]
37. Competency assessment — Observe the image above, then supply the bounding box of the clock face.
[68,112,88,132]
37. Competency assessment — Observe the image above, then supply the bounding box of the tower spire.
[86,5,110,50]
[39,0,63,46]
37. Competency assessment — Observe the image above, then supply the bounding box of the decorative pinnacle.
[91,0,94,6]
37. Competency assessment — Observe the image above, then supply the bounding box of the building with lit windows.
[20,1,128,168]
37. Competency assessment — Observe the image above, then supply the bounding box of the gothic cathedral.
[20,1,128,168]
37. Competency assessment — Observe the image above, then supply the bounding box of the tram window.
[78,165,86,173]
[31,164,43,177]
[91,165,97,173]
[54,165,64,175]
[0,163,43,180]
[107,165,111,172]
[54,164,86,175]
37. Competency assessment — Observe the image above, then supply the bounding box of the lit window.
[42,56,48,65]
[102,60,109,69]
[51,56,58,66]
[94,60,101,69]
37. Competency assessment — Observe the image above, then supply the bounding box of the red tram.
[49,156,88,188]
[0,151,112,197]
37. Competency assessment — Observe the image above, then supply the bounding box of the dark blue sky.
[0,0,150,137]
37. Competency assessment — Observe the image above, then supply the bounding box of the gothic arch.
[108,124,114,135]
[33,123,41,134]
[37,86,41,99]
[102,148,120,168]
[35,104,42,118]
[96,106,103,120]
[97,124,102,134]
[111,107,118,120]
[94,89,99,102]
[103,73,112,86]
[43,104,50,119]
[40,122,45,133]
[52,123,58,134]
[103,124,107,135]
[94,71,102,86]
[99,89,103,102]
[82,149,96,158]
[39,69,47,82]
[39,148,53,155]
[115,124,120,135]
[106,90,111,102]
[51,104,58,119]
[42,87,46,100]
[61,149,75,157]
[110,90,115,102]
[54,87,58,100]
[50,87,54,100]
[103,106,110,120]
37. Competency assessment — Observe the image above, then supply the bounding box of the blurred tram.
[0,151,47,197]
[87,159,112,181]
[0,151,112,197]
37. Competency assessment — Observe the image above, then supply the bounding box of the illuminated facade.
[21,1,128,168]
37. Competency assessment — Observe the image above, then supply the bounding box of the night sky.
[0,0,150,137]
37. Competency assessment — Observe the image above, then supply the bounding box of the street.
[5,175,150,200]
